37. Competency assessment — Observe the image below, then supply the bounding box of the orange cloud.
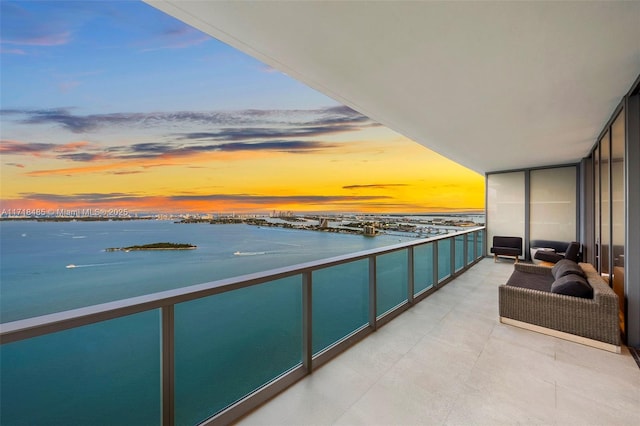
[53,141,91,152]
[26,161,139,176]
[23,145,306,177]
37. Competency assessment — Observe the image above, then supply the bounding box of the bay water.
[0,219,413,323]
[1,219,418,425]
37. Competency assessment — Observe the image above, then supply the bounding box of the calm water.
[0,220,413,323]
[1,219,435,425]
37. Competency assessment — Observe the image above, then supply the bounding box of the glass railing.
[412,242,434,295]
[455,234,465,272]
[437,237,452,282]
[0,227,485,426]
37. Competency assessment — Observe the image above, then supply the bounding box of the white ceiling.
[146,1,640,174]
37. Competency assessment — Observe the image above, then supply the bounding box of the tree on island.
[106,242,196,251]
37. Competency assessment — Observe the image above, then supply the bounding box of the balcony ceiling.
[146,1,640,174]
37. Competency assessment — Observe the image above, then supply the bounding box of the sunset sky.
[0,0,484,215]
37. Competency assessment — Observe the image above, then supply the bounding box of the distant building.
[363,225,376,236]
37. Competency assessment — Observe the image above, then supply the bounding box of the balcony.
[2,227,639,425]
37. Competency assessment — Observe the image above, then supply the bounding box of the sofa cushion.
[552,259,586,279]
[490,247,521,255]
[551,274,593,298]
[530,240,569,253]
[563,242,581,262]
[535,250,564,263]
[506,270,553,292]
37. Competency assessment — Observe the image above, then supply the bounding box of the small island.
[106,242,196,252]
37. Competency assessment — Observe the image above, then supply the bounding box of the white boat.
[66,264,77,269]
[234,251,266,256]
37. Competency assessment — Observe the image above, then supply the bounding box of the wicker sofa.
[499,261,620,352]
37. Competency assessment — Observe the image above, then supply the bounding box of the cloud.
[1,106,376,135]
[179,124,364,141]
[0,48,26,55]
[142,163,187,169]
[169,194,389,204]
[1,106,372,164]
[70,140,337,163]
[0,139,96,160]
[25,163,140,177]
[110,170,143,175]
[5,162,25,168]
[306,105,374,126]
[3,108,134,133]
[2,106,377,177]
[135,20,211,52]
[56,153,106,162]
[343,184,409,190]
[118,142,170,155]
[218,141,336,153]
[20,192,141,203]
[0,140,58,154]
[53,141,91,152]
[0,2,73,47]
[105,140,338,160]
[15,192,391,212]
[0,0,212,59]
[1,29,71,47]
[7,137,348,177]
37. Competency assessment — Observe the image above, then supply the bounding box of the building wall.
[624,82,639,347]
[583,75,639,347]
[486,165,578,261]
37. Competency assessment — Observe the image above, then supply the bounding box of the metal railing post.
[482,229,487,257]
[369,256,377,330]
[302,271,313,373]
[474,230,479,260]
[433,240,439,286]
[407,247,415,304]
[450,234,456,275]
[464,233,469,267]
[162,305,175,426]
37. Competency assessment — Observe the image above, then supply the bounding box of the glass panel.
[476,230,484,259]
[0,311,161,426]
[175,277,302,425]
[611,111,626,327]
[530,167,577,243]
[437,238,451,282]
[487,172,526,257]
[466,233,475,264]
[601,131,611,276]
[413,243,434,294]
[312,260,369,354]
[376,250,408,317]
[454,235,465,271]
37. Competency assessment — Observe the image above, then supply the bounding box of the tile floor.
[236,258,640,425]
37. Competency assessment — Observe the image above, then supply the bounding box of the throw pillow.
[552,259,586,279]
[551,274,593,299]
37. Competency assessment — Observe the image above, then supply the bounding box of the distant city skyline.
[0,0,484,214]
